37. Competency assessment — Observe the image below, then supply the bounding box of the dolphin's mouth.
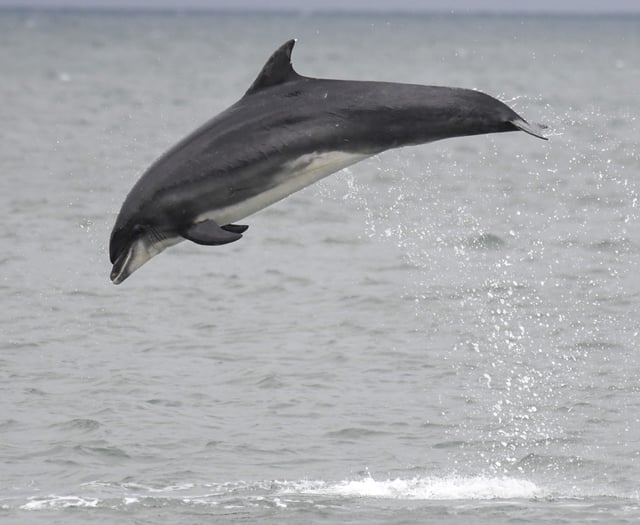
[109,231,184,285]
[110,247,133,285]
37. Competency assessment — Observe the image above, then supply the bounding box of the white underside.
[195,150,370,225]
[116,150,370,282]
[112,233,182,284]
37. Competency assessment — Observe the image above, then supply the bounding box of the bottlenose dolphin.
[109,39,546,284]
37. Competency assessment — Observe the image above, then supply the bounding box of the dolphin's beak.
[110,244,136,284]
[110,238,153,285]
[110,232,184,284]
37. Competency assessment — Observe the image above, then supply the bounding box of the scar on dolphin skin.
[109,39,547,284]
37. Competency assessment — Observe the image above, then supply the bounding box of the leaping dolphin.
[109,39,546,284]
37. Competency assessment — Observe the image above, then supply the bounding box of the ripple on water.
[50,418,101,433]
[324,427,392,440]
[74,444,130,460]
[462,232,507,250]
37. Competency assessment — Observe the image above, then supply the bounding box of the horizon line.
[0,5,639,16]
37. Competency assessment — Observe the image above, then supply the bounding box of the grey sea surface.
[1,10,640,524]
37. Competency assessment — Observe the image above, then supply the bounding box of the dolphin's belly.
[195,150,369,225]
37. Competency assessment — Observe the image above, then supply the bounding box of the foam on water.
[21,496,99,510]
[291,475,543,500]
[12,475,543,512]
[9,475,640,523]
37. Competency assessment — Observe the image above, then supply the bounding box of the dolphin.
[109,39,546,284]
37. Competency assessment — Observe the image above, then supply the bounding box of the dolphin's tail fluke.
[510,118,548,140]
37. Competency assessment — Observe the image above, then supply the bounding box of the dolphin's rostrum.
[109,39,546,284]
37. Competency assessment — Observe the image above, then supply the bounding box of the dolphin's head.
[109,218,181,285]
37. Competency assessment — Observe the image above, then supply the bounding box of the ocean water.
[1,10,639,524]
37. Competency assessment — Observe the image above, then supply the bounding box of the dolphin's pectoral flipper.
[222,224,249,234]
[182,220,243,245]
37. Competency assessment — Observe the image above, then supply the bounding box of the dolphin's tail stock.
[510,117,548,140]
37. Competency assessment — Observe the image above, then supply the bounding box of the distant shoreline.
[0,6,639,17]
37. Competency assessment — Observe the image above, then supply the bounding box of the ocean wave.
[13,475,544,512]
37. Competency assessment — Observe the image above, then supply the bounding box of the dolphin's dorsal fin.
[245,39,301,96]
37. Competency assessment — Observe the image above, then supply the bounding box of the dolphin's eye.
[132,224,146,235]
